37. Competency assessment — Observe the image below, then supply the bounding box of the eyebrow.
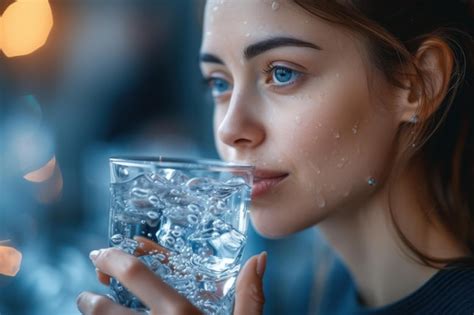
[200,36,322,65]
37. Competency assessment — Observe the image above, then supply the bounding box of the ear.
[398,38,454,124]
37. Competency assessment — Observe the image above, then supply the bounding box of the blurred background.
[0,1,323,314]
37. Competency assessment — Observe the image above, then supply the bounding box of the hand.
[76,237,267,315]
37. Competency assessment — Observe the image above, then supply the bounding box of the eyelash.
[202,63,304,99]
[262,63,304,88]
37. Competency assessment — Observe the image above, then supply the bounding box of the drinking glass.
[108,157,254,314]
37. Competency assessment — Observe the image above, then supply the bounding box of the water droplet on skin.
[368,177,377,186]
[337,157,348,169]
[243,20,248,25]
[334,132,341,139]
[206,31,212,36]
[245,33,251,37]
[317,122,322,128]
[316,194,326,208]
[335,73,340,78]
[295,115,302,125]
[213,6,219,11]
[352,123,359,134]
[309,162,321,175]
[271,1,280,10]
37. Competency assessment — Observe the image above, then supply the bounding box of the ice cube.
[156,215,195,252]
[189,222,246,273]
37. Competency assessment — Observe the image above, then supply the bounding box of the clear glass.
[108,156,254,314]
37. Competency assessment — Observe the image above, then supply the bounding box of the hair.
[293,0,474,267]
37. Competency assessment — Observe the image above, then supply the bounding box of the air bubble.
[187,214,199,225]
[187,204,201,213]
[172,230,182,238]
[147,211,159,220]
[271,1,280,10]
[131,188,150,199]
[165,236,176,245]
[148,195,160,205]
[110,234,123,245]
[117,166,129,178]
[216,201,226,210]
[204,281,217,292]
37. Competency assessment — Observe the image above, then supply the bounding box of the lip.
[251,169,289,198]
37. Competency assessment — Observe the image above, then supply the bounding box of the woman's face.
[200,0,401,237]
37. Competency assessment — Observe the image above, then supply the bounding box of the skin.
[78,0,469,313]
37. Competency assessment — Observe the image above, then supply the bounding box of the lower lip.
[251,175,288,198]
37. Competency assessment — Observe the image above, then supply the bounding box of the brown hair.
[294,0,474,267]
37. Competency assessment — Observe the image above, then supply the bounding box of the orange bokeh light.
[0,245,22,277]
[24,155,56,183]
[0,0,53,57]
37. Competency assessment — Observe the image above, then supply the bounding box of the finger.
[234,252,267,315]
[133,236,170,263]
[96,268,110,286]
[89,248,199,314]
[76,291,134,315]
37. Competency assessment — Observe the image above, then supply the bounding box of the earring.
[409,114,420,124]
[367,177,377,186]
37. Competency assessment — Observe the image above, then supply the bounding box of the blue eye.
[272,66,301,85]
[207,78,231,97]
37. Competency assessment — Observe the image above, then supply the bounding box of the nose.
[217,92,265,149]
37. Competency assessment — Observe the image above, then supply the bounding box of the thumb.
[234,252,267,315]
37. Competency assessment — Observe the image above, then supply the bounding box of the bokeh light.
[0,0,53,57]
[0,244,22,277]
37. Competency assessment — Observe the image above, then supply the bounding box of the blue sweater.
[317,258,474,315]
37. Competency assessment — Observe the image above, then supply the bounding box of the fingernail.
[89,250,100,261]
[76,292,85,305]
[256,251,267,278]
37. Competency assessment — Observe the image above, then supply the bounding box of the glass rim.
[110,156,255,172]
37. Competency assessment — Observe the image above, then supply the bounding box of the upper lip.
[253,169,289,181]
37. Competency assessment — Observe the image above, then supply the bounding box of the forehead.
[201,0,346,54]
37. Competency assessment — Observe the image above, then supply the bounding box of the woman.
[77,0,474,314]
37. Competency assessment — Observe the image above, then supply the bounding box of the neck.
[318,159,468,307]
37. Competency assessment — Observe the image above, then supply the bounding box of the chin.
[249,210,302,239]
[248,203,332,239]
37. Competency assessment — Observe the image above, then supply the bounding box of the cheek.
[273,77,398,210]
